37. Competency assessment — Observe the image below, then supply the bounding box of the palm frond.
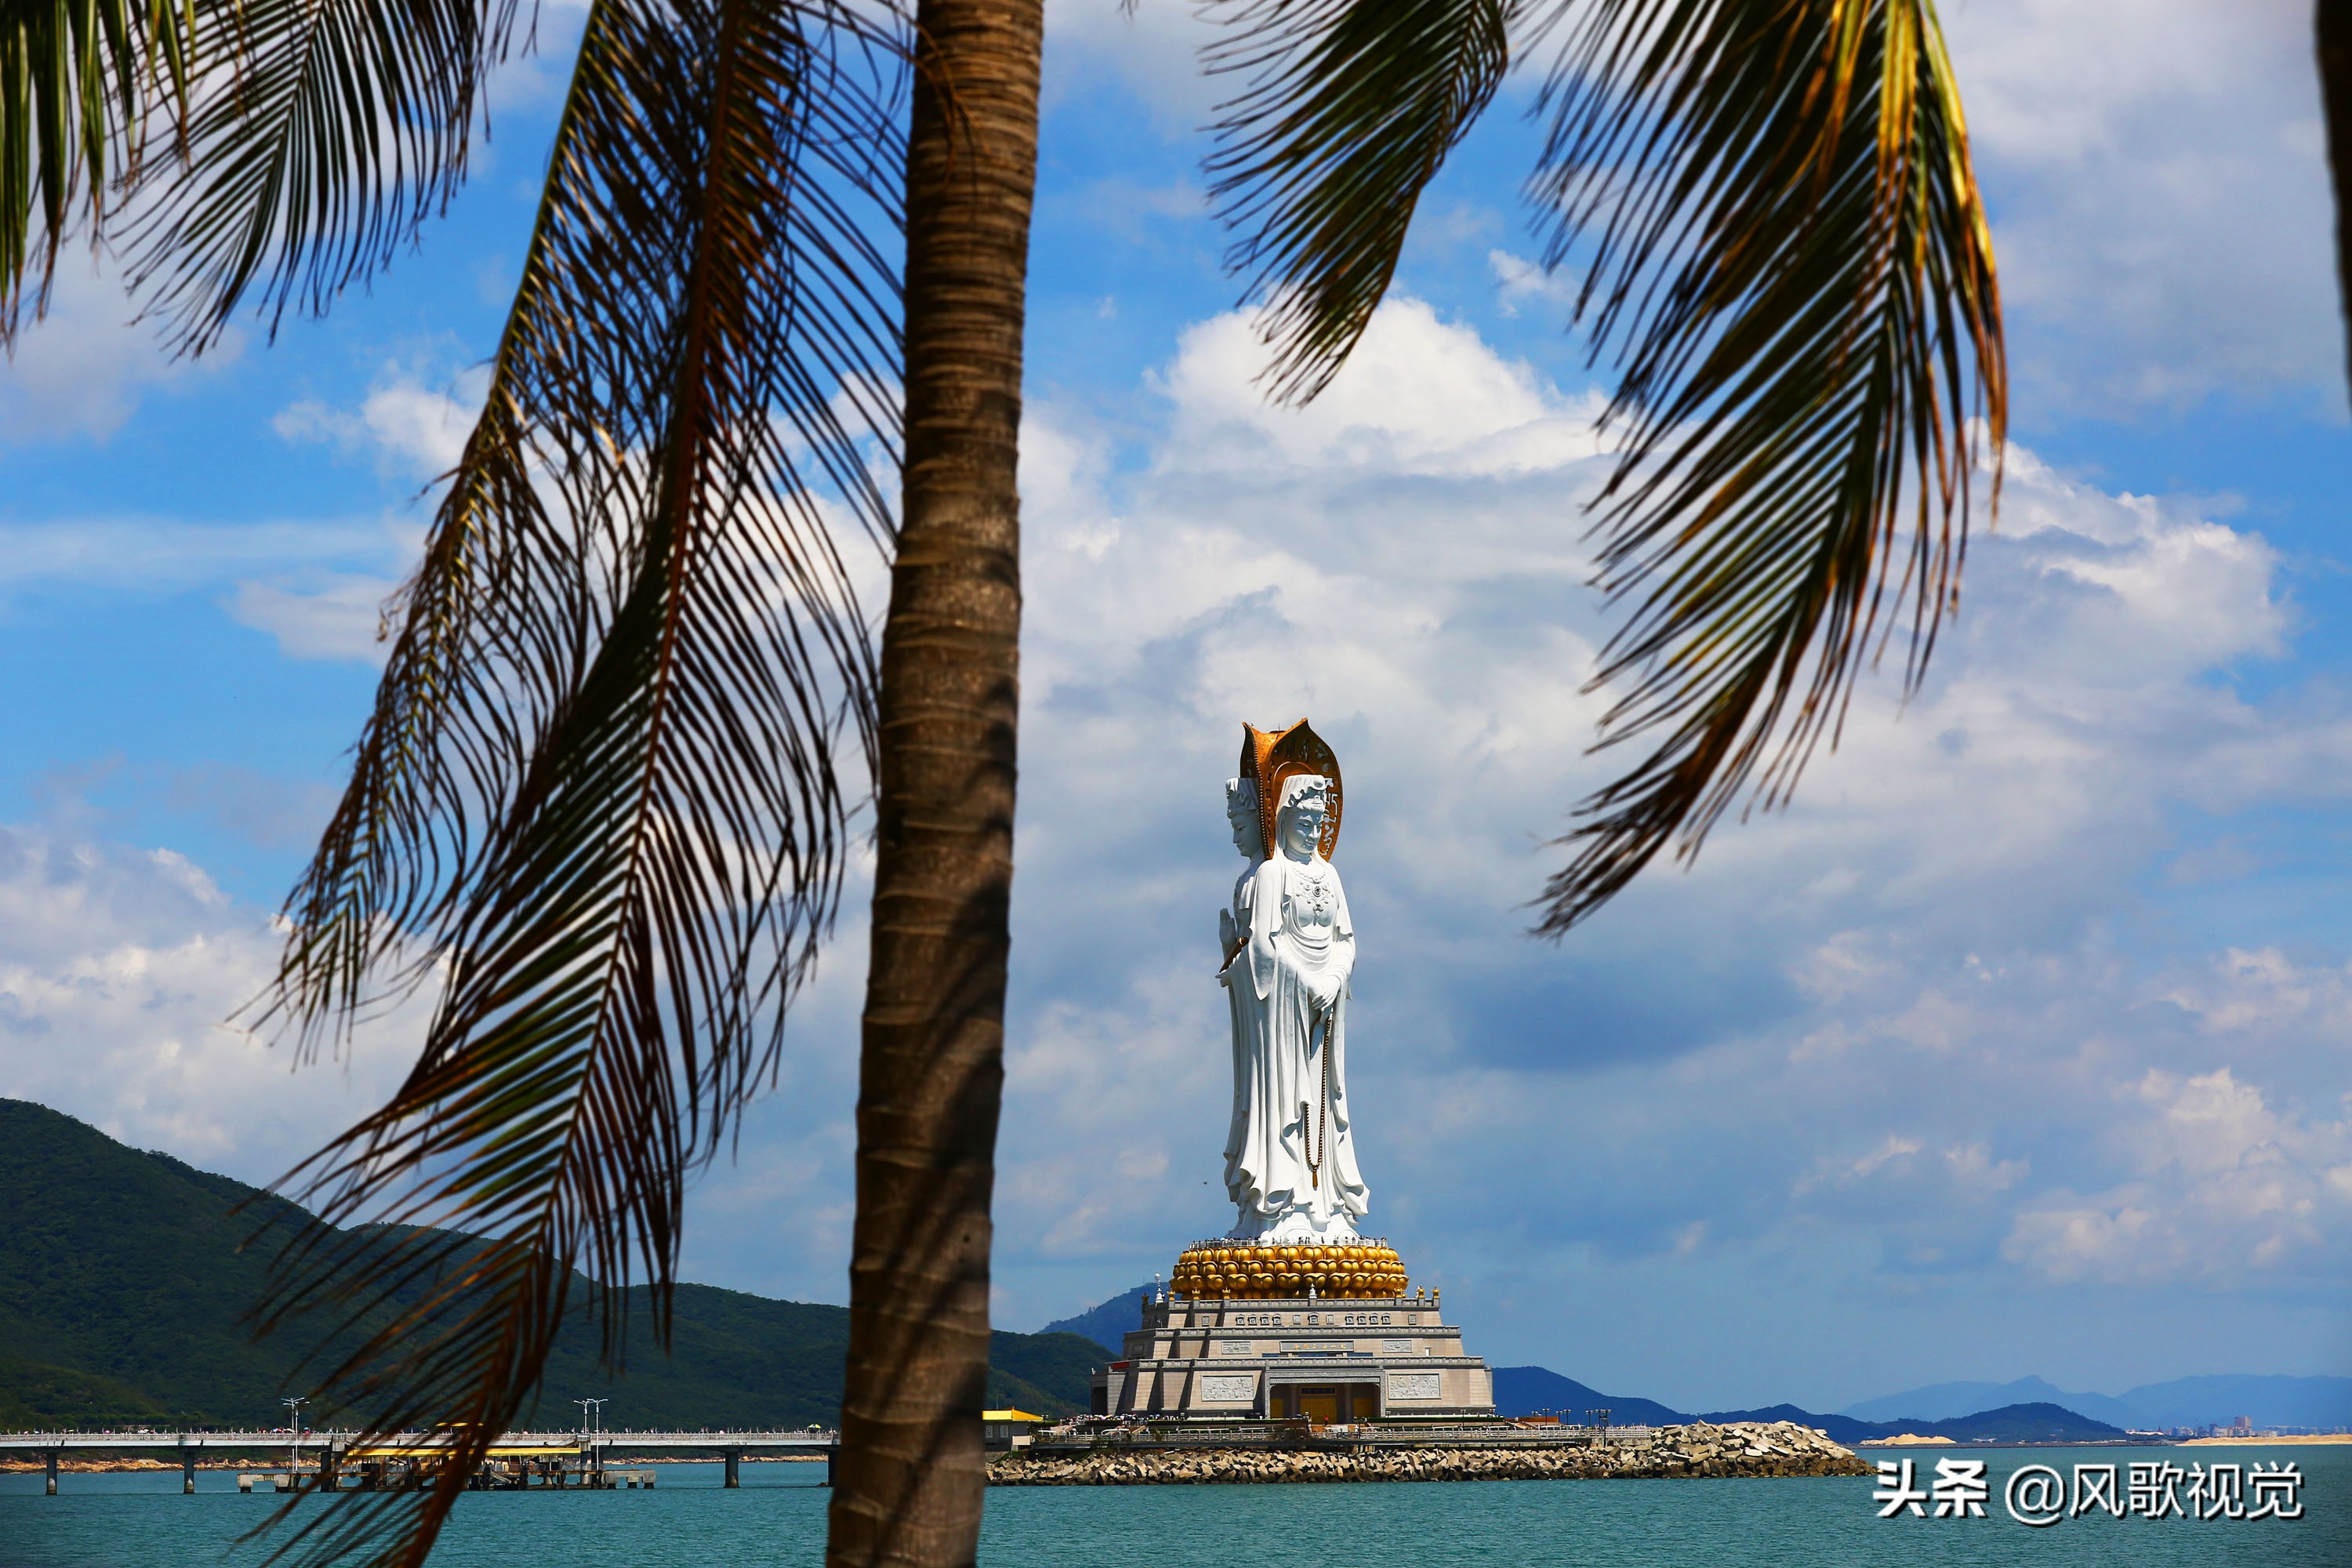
[0,0,191,336]
[1196,0,1998,932]
[1528,0,2002,934]
[1203,0,1514,401]
[245,0,904,1559]
[121,0,517,353]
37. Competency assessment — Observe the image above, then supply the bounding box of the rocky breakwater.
[989,1421,1872,1486]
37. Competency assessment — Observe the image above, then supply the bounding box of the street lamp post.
[575,1399,608,1479]
[281,1397,307,1479]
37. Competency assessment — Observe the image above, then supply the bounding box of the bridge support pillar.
[45,1450,58,1495]
[723,1447,741,1488]
[823,1444,835,1488]
[182,1446,197,1494]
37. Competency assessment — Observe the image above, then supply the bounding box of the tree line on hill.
[0,1101,1098,1429]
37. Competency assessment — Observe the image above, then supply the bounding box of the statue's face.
[1227,789,1258,857]
[1283,797,1327,858]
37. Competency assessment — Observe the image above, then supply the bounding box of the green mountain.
[1918,1402,2127,1444]
[0,1099,1098,1429]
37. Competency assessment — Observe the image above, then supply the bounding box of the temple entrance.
[1275,1382,1382,1422]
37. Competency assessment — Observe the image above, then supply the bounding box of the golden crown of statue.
[1240,718,1344,862]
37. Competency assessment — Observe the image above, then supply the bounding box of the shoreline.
[989,1421,1871,1487]
[1,1454,826,1474]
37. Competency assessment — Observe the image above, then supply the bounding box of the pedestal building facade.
[1092,1289,1494,1421]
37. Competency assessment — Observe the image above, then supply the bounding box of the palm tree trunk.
[827,0,1040,1561]
[2320,0,2352,387]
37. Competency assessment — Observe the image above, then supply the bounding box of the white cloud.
[12,278,2351,1398]
[0,261,238,444]
[0,517,390,591]
[2003,1068,2352,1283]
[230,572,402,662]
[0,825,409,1180]
[1045,0,2339,414]
[1792,1134,1926,1195]
[1042,0,1222,123]
[2,325,452,662]
[1489,249,1578,318]
[2158,946,2352,1038]
[1941,0,2340,410]
[1152,299,1611,477]
[0,513,413,664]
[274,365,488,478]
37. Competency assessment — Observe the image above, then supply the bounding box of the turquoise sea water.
[3,1446,2343,1568]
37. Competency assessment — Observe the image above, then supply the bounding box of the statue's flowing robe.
[1220,863,1257,1192]
[1221,852,1367,1234]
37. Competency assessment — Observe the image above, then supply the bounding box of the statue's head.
[1225,777,1260,860]
[1276,775,1332,861]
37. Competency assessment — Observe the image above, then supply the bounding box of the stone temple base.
[1091,1291,1494,1421]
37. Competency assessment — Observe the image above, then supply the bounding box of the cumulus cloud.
[274,365,488,480]
[2005,1068,2352,1283]
[0,262,236,444]
[1152,300,1610,476]
[1940,0,2338,411]
[0,825,409,1181]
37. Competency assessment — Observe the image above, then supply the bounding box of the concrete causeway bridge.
[0,1428,840,1494]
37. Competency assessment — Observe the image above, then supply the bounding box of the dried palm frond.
[241,0,904,1562]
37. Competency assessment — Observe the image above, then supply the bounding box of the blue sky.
[4,0,2350,1414]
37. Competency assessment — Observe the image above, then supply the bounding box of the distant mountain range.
[0,1099,1100,1428]
[1840,1374,2352,1432]
[1485,1370,2122,1445]
[1041,1279,2342,1438]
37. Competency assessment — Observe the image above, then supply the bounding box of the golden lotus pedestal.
[1169,1237,1409,1300]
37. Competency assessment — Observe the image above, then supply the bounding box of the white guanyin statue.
[1218,721,1368,1243]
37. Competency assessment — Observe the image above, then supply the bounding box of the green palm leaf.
[0,0,190,334]
[247,0,903,1560]
[1205,0,2000,931]
[122,0,514,351]
[1203,0,1513,401]
[1526,0,2002,932]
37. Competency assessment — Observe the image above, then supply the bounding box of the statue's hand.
[1218,908,1236,956]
